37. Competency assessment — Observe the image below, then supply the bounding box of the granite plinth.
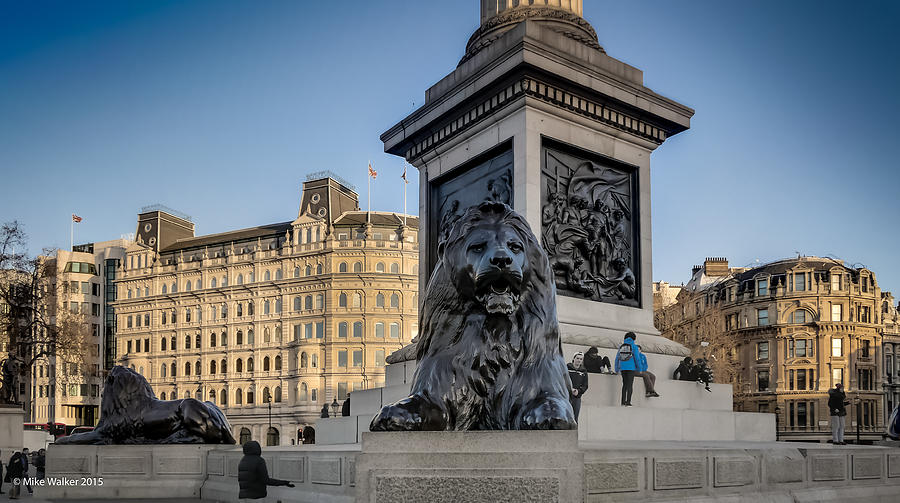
[0,404,24,455]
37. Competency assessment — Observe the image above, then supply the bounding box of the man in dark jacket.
[567,352,589,421]
[828,383,850,445]
[341,394,350,416]
[20,448,31,494]
[7,452,23,499]
[320,404,330,418]
[583,347,612,374]
[238,441,294,499]
[672,357,693,381]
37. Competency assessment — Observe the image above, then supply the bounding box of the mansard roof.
[160,221,292,253]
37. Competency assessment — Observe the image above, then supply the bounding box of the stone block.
[207,454,225,476]
[585,459,640,494]
[765,455,805,484]
[734,411,776,442]
[683,410,735,441]
[374,475,560,503]
[275,456,306,482]
[99,454,147,475]
[311,457,343,485]
[350,387,383,416]
[889,454,900,478]
[714,456,756,487]
[811,455,847,482]
[50,455,93,475]
[653,457,705,490]
[156,455,202,475]
[348,457,356,487]
[227,455,241,478]
[851,454,883,480]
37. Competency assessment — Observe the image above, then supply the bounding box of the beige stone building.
[656,257,885,443]
[115,175,418,445]
[880,292,900,426]
[652,281,683,312]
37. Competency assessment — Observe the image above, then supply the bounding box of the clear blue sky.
[1,1,899,291]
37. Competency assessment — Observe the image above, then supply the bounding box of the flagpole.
[367,161,371,224]
[70,214,74,251]
[403,164,408,227]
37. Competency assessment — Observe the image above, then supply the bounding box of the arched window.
[127,289,132,299]
[195,361,201,376]
[237,274,243,285]
[161,337,167,351]
[171,335,176,350]
[264,356,271,371]
[390,322,400,339]
[161,284,167,294]
[376,262,385,273]
[316,264,323,274]
[353,321,363,338]
[791,310,808,324]
[195,333,201,349]
[316,294,324,309]
[352,293,361,308]
[237,303,243,317]
[221,275,227,287]
[211,278,217,288]
[185,362,192,376]
[299,382,309,401]
[236,390,244,407]
[185,336,191,349]
[305,296,313,310]
[311,354,318,368]
[195,389,202,400]
[239,427,251,444]
[274,385,282,402]
[247,390,254,404]
[375,322,385,338]
[185,281,191,292]
[300,352,308,368]
[311,388,318,402]
[305,265,312,276]
[264,327,271,343]
[248,329,254,344]
[275,326,282,341]
[171,362,176,377]
[264,300,270,314]
[237,330,243,345]
[139,366,144,375]
[275,269,283,280]
[293,266,300,278]
[209,390,216,403]
[221,303,227,319]
[247,357,254,372]
[376,293,385,307]
[339,293,347,307]
[266,427,279,446]
[248,301,254,316]
[264,270,271,281]
[160,391,167,400]
[161,364,167,378]
[236,358,243,373]
[263,387,271,403]
[210,332,216,347]
[220,389,227,405]
[390,263,399,273]
[171,282,177,293]
[221,332,227,346]
[391,293,400,308]
[275,298,282,313]
[221,358,227,373]
[249,271,255,283]
[353,262,362,273]
[294,297,301,311]
[339,322,348,338]
[185,308,192,323]
[274,355,282,370]
[210,360,217,374]
[339,262,348,273]
[195,279,201,290]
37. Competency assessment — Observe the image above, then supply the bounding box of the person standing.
[614,332,646,406]
[567,352,589,421]
[20,448,31,494]
[7,451,22,500]
[829,383,850,445]
[34,449,45,480]
[238,440,294,500]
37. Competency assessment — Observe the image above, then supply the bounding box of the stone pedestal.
[0,404,24,455]
[356,431,584,503]
[381,3,693,355]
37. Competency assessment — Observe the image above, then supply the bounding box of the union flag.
[72,214,83,223]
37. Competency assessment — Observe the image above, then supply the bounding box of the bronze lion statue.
[56,366,235,445]
[371,202,576,431]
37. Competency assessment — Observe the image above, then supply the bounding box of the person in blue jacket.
[614,332,646,406]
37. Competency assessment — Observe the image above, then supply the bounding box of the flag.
[401,165,409,184]
[368,163,377,179]
[72,214,82,223]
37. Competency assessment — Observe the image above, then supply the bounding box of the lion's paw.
[519,398,577,430]
[369,395,447,431]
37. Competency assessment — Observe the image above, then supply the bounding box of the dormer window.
[757,279,768,296]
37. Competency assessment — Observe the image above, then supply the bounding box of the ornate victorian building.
[115,174,418,445]
[656,257,885,443]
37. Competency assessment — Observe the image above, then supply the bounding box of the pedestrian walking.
[614,332,646,406]
[6,451,22,500]
[34,449,45,480]
[829,383,850,445]
[567,352,589,421]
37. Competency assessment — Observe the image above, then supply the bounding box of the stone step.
[579,372,733,411]
[577,405,775,442]
[349,383,413,417]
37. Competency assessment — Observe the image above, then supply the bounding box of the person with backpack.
[567,352,589,421]
[828,383,850,445]
[614,332,646,406]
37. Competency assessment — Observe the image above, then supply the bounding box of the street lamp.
[331,398,339,417]
[265,394,272,430]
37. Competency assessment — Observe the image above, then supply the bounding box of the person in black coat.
[672,357,693,381]
[341,394,350,417]
[583,347,613,374]
[567,352,589,421]
[6,452,23,499]
[828,383,851,445]
[238,441,294,499]
[320,404,330,418]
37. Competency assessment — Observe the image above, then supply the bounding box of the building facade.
[656,257,885,443]
[880,292,900,427]
[29,239,130,428]
[115,175,418,445]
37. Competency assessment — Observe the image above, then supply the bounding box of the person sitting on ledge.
[583,346,613,374]
[694,358,713,392]
[672,357,693,381]
[238,440,294,500]
[636,345,659,398]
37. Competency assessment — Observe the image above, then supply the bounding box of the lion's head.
[95,366,155,437]
[418,202,558,358]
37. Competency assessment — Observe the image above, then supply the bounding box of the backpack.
[618,343,633,362]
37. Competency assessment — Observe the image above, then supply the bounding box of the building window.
[390,293,400,308]
[316,264,323,274]
[794,273,806,292]
[311,354,318,367]
[338,322,348,338]
[390,263,399,274]
[339,293,347,307]
[339,262,348,272]
[375,322,384,338]
[376,293,385,307]
[338,350,348,367]
[859,368,873,390]
[305,323,313,339]
[757,370,769,391]
[757,341,769,360]
[831,273,842,291]
[757,279,768,296]
[757,309,768,326]
[247,357,254,372]
[859,306,871,323]
[862,339,871,358]
[353,321,362,338]
[337,382,348,399]
[237,274,243,285]
[390,322,400,339]
[832,367,843,387]
[375,349,385,367]
[315,322,323,339]
[237,303,243,317]
[248,301,254,316]
[831,303,842,322]
[264,356,270,371]
[353,350,363,367]
[791,310,806,324]
[376,262,385,273]
[305,296,313,310]
[353,262,362,273]
[789,339,812,358]
[316,294,324,309]
[832,337,843,357]
[275,355,281,370]
[299,382,308,401]
[211,278,217,288]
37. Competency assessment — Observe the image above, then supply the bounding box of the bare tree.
[0,221,91,411]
